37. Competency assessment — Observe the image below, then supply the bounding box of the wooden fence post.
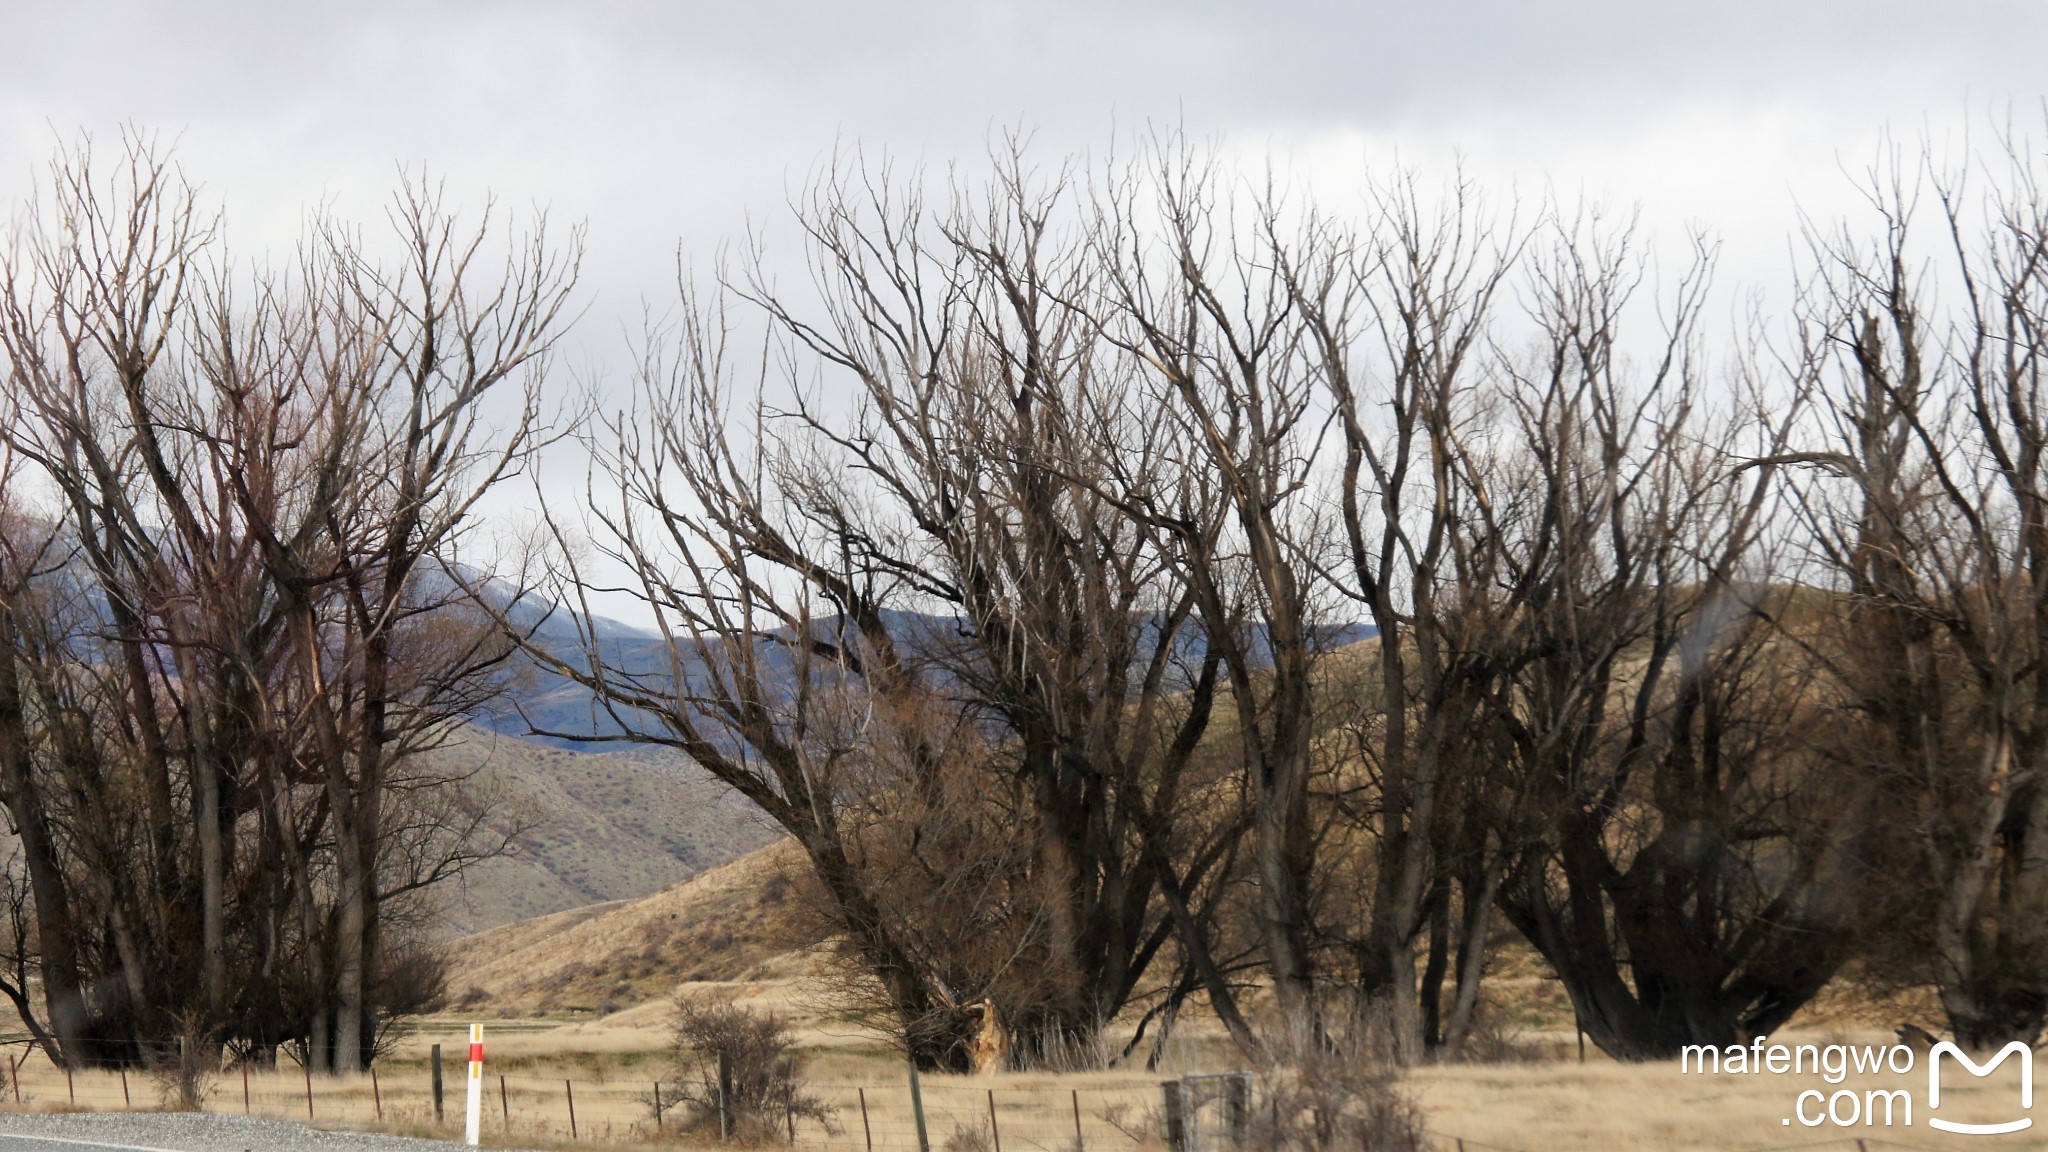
[717,1050,734,1141]
[1161,1081,1186,1152]
[432,1044,445,1124]
[654,1081,664,1133]
[242,1063,250,1114]
[372,1067,382,1120]
[907,1061,932,1152]
[9,1055,17,1105]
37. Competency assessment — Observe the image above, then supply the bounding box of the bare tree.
[0,441,89,1065]
[1797,126,2048,1048]
[1479,208,1864,1058]
[1276,169,1521,1056]
[1089,140,1334,1043]
[511,145,1245,1068]
[0,131,564,1069]
[221,180,576,1071]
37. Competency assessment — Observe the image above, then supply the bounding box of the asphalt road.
[0,1113,516,1152]
[0,1135,195,1152]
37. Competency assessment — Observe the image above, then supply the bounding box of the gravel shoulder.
[0,1111,541,1152]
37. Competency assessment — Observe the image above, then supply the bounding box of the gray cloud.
[0,2,2037,340]
[1,0,2030,624]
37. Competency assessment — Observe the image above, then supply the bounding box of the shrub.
[942,1120,996,1152]
[1241,1014,1425,1152]
[662,997,833,1143]
[149,1012,219,1111]
[1439,998,1542,1064]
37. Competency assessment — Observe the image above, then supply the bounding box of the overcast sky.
[3,1,2038,622]
[6,1,2042,313]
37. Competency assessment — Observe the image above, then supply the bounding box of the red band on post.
[469,1043,483,1063]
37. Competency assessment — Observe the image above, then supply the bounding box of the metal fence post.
[565,1079,577,1140]
[908,1061,932,1152]
[431,1043,444,1124]
[1161,1080,1187,1152]
[1224,1073,1249,1148]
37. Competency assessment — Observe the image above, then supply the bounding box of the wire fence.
[0,1051,1179,1150]
[0,1054,2006,1152]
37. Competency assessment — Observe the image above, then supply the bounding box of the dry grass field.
[411,840,2048,1152]
[8,1018,2041,1152]
[3,840,2035,1151]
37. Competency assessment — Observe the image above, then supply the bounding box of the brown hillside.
[439,839,831,1016]
[424,725,781,936]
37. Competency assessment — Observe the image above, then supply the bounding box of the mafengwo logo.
[1681,1038,2034,1133]
[1928,1042,2033,1135]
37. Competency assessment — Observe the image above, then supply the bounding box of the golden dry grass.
[1406,1036,2047,1150]
[442,840,829,1017]
[415,835,2048,1152]
[17,1029,2046,1152]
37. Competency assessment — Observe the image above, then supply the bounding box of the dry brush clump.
[147,1011,220,1111]
[1243,1018,1426,1152]
[660,997,833,1144]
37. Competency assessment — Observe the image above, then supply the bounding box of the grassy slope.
[423,725,780,937]
[438,839,831,1015]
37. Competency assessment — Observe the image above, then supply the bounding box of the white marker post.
[464,1023,484,1146]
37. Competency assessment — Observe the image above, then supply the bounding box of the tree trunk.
[0,620,87,1066]
[329,824,367,1074]
[169,638,228,1024]
[1256,737,1318,1042]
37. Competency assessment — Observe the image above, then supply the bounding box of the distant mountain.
[423,724,779,937]
[383,578,1350,937]
[435,595,1377,938]
[473,592,1377,750]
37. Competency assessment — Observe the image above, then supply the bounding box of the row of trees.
[2,123,2043,1076]
[514,129,2048,1065]
[0,135,578,1069]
